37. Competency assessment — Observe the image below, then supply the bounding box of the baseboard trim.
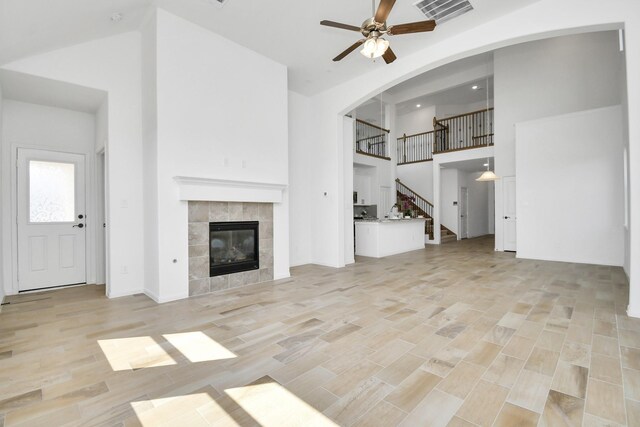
[628,305,640,319]
[143,289,188,304]
[274,272,291,281]
[107,289,144,299]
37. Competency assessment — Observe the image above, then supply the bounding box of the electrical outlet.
[120,265,128,274]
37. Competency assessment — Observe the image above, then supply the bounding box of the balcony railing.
[356,119,390,160]
[397,131,434,165]
[397,108,494,165]
[434,108,494,154]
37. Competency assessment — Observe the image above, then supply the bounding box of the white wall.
[0,83,4,303]
[397,105,435,136]
[621,42,631,279]
[437,99,493,119]
[516,106,624,266]
[4,32,145,299]
[1,100,99,288]
[151,9,289,301]
[494,30,624,251]
[95,100,108,152]
[488,181,495,234]
[440,168,459,234]
[141,12,160,299]
[289,90,313,267]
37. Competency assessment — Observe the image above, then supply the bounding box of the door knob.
[504,216,508,219]
[73,223,84,228]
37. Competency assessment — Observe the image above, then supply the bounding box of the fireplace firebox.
[209,221,259,277]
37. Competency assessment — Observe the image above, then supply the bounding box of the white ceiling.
[0,0,541,96]
[442,157,494,173]
[0,69,107,113]
[354,96,387,126]
[396,75,494,114]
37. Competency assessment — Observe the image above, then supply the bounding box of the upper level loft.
[397,107,494,165]
[351,60,494,166]
[352,106,494,165]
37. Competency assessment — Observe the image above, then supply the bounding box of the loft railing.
[396,108,494,165]
[434,108,494,154]
[356,119,390,160]
[396,178,434,239]
[397,131,434,165]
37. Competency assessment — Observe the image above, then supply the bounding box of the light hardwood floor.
[0,236,638,426]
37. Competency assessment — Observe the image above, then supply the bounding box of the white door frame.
[96,149,107,286]
[9,144,98,294]
[503,175,517,252]
[459,187,469,239]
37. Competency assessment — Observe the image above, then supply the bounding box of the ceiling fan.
[320,0,436,64]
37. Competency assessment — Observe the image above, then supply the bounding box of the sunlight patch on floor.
[98,331,236,371]
[163,331,237,363]
[131,392,238,426]
[98,336,177,371]
[225,379,338,427]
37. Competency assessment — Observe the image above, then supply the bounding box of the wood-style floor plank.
[0,236,636,426]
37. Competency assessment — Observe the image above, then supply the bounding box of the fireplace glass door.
[209,221,259,276]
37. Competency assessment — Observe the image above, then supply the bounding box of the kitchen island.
[354,218,426,258]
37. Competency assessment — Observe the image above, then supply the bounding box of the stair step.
[441,234,457,243]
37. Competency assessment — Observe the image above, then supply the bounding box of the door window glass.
[29,160,75,223]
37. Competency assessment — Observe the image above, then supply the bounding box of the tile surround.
[188,201,273,296]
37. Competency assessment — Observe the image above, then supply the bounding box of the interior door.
[17,148,86,291]
[503,176,517,252]
[459,187,468,239]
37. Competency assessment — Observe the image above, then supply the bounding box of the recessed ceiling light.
[472,85,479,90]
[483,163,489,166]
[416,104,421,108]
[110,12,123,23]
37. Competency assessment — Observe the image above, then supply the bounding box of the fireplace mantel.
[174,176,287,203]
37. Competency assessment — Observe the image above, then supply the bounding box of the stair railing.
[356,119,390,160]
[396,178,434,239]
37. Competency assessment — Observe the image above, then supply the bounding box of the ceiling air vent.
[413,0,474,24]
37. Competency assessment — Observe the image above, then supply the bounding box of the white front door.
[17,148,87,291]
[503,176,517,252]
[459,187,468,239]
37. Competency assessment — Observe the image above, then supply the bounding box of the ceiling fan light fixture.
[360,37,389,59]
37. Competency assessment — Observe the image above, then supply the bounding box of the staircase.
[395,179,457,242]
[440,226,457,244]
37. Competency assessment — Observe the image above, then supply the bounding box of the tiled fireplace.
[188,201,273,296]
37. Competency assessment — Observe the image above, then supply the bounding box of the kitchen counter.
[354,218,426,258]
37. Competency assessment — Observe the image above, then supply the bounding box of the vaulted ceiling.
[0,0,540,95]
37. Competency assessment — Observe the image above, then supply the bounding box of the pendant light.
[476,75,499,182]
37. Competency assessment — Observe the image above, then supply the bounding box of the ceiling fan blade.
[388,20,436,35]
[383,46,397,64]
[320,20,362,32]
[375,0,396,23]
[333,40,365,61]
